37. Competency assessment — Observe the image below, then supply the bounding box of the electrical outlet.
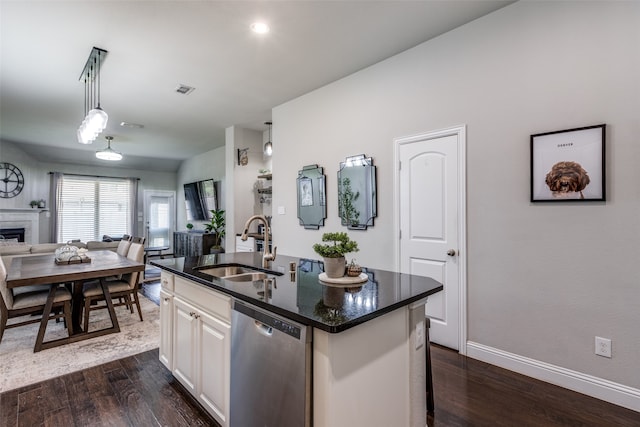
[595,336,612,358]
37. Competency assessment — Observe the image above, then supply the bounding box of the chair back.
[127,242,145,263]
[125,242,145,289]
[0,256,13,310]
[130,236,146,244]
[116,239,131,257]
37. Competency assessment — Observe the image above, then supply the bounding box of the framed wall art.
[530,124,605,202]
[237,148,249,166]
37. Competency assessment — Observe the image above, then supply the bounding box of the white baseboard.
[466,341,640,413]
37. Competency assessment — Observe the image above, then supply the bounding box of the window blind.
[56,175,132,243]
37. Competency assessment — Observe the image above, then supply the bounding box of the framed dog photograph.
[530,124,605,202]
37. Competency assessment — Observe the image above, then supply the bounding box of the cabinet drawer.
[175,276,231,322]
[161,272,174,292]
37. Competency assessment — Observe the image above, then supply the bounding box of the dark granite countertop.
[151,252,442,333]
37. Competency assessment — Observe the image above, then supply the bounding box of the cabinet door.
[173,297,198,393]
[159,289,173,369]
[198,310,230,427]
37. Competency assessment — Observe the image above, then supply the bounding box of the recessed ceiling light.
[120,121,144,129]
[250,22,269,34]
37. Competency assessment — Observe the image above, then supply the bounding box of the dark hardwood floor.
[0,348,219,427]
[1,279,638,426]
[428,344,639,426]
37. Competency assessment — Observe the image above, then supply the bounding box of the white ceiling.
[0,0,512,172]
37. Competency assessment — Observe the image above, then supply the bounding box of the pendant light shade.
[264,121,273,156]
[96,136,122,161]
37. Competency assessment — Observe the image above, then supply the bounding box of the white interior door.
[396,126,466,352]
[143,190,176,252]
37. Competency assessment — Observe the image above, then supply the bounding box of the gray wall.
[271,1,640,390]
[0,140,177,242]
[176,145,226,233]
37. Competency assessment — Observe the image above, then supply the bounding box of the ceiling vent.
[175,84,195,95]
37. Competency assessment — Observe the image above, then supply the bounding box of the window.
[56,175,134,243]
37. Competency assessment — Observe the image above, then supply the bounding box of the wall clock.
[0,162,25,198]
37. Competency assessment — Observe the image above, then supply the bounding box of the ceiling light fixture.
[77,47,109,144]
[264,121,273,156]
[120,121,144,129]
[95,136,122,161]
[250,22,270,34]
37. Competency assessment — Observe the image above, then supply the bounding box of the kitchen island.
[152,252,442,427]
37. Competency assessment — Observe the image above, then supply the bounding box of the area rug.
[0,294,160,393]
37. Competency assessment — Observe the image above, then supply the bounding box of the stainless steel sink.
[198,266,252,278]
[223,272,268,282]
[196,264,275,282]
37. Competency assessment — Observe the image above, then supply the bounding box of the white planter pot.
[323,256,346,278]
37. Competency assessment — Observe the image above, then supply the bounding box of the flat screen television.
[184,179,217,221]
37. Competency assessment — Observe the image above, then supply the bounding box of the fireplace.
[0,210,40,244]
[0,227,26,242]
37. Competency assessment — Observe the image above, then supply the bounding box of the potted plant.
[205,209,226,253]
[29,200,39,208]
[313,232,359,278]
[186,223,194,231]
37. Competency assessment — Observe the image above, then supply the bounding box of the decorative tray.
[318,272,368,286]
[55,255,92,265]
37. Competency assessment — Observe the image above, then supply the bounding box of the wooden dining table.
[5,250,145,351]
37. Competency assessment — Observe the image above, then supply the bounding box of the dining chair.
[82,242,145,332]
[116,238,132,257]
[108,239,133,285]
[0,257,73,351]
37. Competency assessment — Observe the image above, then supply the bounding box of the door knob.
[447,249,456,256]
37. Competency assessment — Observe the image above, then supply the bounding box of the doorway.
[395,125,467,353]
[143,190,176,252]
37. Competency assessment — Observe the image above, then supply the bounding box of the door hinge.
[399,229,402,239]
[398,161,402,171]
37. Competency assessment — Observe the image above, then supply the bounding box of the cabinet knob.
[164,297,170,302]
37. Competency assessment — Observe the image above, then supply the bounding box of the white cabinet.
[159,289,173,369]
[159,272,174,370]
[172,297,198,393]
[166,276,231,427]
[196,306,230,422]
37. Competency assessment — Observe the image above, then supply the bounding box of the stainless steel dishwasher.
[230,299,312,427]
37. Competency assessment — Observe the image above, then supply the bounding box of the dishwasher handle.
[255,320,273,337]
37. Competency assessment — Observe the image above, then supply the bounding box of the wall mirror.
[338,154,377,230]
[297,164,327,230]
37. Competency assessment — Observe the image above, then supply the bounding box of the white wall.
[224,126,272,252]
[271,0,640,396]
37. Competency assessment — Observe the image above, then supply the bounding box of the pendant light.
[264,121,273,156]
[96,136,122,161]
[77,47,108,144]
